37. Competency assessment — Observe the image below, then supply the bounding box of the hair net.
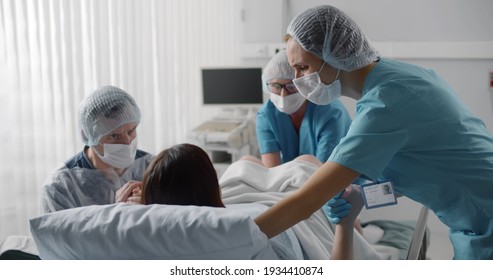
[262,50,295,84]
[286,5,379,72]
[78,85,141,146]
[262,50,295,93]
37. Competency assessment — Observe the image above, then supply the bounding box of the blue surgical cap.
[287,5,379,72]
[78,85,141,146]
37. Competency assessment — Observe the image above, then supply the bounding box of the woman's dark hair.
[141,143,224,207]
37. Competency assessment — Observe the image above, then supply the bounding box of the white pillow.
[225,203,303,260]
[29,203,277,260]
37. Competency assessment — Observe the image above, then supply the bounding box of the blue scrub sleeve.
[315,135,336,163]
[330,130,408,181]
[314,105,351,162]
[256,110,280,154]
[328,92,409,181]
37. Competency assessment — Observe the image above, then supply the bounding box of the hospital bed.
[1,161,429,260]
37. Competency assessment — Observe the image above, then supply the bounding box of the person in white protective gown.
[254,5,493,259]
[40,85,154,213]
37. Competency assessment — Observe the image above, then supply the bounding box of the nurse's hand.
[323,190,351,224]
[116,180,143,203]
[323,184,364,225]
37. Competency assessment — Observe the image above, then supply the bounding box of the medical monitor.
[201,67,263,106]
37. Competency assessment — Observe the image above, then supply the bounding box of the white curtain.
[0,0,244,242]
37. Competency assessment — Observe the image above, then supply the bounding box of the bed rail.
[406,205,429,260]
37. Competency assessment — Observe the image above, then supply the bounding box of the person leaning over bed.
[138,143,364,260]
[254,5,493,259]
[40,85,154,213]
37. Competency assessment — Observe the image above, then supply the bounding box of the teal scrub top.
[256,99,351,163]
[329,58,493,259]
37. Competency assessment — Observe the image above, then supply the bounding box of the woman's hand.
[338,185,364,228]
[329,185,365,260]
[115,180,143,204]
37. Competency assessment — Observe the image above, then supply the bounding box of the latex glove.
[323,190,351,224]
[115,180,143,203]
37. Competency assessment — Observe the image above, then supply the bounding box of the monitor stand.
[187,106,260,172]
[214,107,258,121]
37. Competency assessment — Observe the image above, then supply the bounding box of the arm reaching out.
[254,161,360,238]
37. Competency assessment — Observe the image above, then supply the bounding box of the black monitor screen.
[202,68,263,105]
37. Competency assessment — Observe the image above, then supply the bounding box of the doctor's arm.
[254,161,360,239]
[260,152,281,168]
[41,176,79,213]
[315,105,352,162]
[256,111,282,168]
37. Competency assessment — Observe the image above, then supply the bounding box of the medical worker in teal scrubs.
[256,50,352,167]
[254,5,493,259]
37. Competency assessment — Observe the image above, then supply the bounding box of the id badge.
[360,181,397,209]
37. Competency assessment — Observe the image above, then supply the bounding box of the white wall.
[287,0,493,41]
[242,0,493,44]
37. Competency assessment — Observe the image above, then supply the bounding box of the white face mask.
[93,138,138,169]
[293,63,341,105]
[269,92,306,114]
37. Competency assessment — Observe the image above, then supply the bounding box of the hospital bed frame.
[361,204,430,260]
[406,206,429,260]
[0,250,40,260]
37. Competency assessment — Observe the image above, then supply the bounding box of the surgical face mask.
[93,138,138,169]
[269,92,306,114]
[293,63,341,105]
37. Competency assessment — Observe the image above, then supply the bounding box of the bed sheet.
[219,159,395,260]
